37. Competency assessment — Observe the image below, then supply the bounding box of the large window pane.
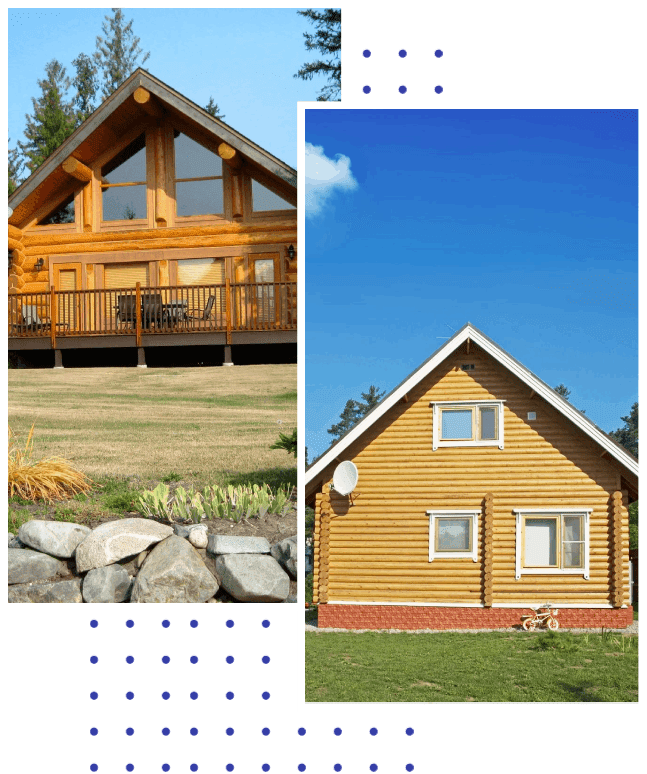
[252,179,296,211]
[441,409,473,440]
[103,134,146,184]
[102,185,147,221]
[38,193,75,225]
[174,132,222,178]
[436,518,471,551]
[525,518,557,567]
[176,179,224,217]
[479,407,497,440]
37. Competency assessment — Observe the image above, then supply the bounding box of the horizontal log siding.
[321,343,631,607]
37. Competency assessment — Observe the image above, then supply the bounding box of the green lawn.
[305,630,638,702]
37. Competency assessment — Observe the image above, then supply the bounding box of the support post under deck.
[137,347,147,368]
[53,349,64,369]
[223,345,234,366]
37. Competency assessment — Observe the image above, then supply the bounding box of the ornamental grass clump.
[8,425,92,503]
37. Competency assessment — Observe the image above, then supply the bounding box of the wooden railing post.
[50,286,57,351]
[225,278,232,345]
[135,282,142,348]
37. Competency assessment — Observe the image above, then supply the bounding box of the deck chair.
[141,293,166,328]
[11,304,69,334]
[187,295,216,322]
[115,296,140,329]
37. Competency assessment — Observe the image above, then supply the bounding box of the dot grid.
[360,47,444,96]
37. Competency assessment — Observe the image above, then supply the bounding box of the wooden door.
[52,263,82,331]
[250,253,280,327]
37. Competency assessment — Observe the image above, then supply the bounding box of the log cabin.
[306,323,638,630]
[8,69,296,367]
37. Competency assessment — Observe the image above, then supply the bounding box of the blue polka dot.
[190,691,198,700]
[262,766,270,773]
[162,766,170,773]
[226,656,234,664]
[90,728,98,736]
[262,691,270,700]
[226,728,234,736]
[126,656,134,664]
[363,86,371,94]
[126,766,134,772]
[363,50,371,58]
[190,728,198,736]
[90,766,98,772]
[334,728,342,736]
[126,620,134,628]
[262,656,270,664]
[298,766,306,773]
[406,728,414,736]
[298,728,306,736]
[399,86,407,94]
[262,728,270,736]
[406,766,414,772]
[162,691,170,700]
[226,766,234,773]
[90,656,98,664]
[190,620,198,628]
[262,620,270,628]
[126,692,134,701]
[399,49,407,57]
[90,620,98,628]
[162,656,170,664]
[226,619,234,628]
[90,691,98,700]
[435,50,443,58]
[190,656,198,664]
[334,766,342,772]
[126,728,134,736]
[370,766,378,772]
[226,691,234,700]
[162,619,170,628]
[162,728,170,736]
[190,766,198,773]
[435,86,443,94]
[370,728,378,736]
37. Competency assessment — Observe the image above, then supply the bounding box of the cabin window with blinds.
[104,262,150,289]
[101,134,147,222]
[174,132,224,217]
[176,258,225,285]
[427,511,479,562]
[514,509,591,579]
[431,400,505,450]
[252,179,296,212]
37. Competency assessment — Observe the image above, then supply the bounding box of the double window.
[431,401,504,450]
[427,511,479,562]
[514,509,591,579]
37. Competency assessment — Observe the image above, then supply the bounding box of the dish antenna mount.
[330,460,359,505]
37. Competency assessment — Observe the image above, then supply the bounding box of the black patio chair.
[187,295,216,322]
[141,293,166,328]
[115,295,140,329]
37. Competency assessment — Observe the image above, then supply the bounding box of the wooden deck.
[8,280,296,351]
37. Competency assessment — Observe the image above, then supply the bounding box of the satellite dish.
[332,461,358,496]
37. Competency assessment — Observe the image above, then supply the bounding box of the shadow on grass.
[224,467,296,490]
[556,682,605,702]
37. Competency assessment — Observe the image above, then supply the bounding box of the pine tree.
[554,384,571,400]
[18,60,76,175]
[8,143,23,196]
[72,52,99,125]
[327,385,385,440]
[609,402,638,459]
[94,8,150,100]
[204,97,225,120]
[294,9,341,101]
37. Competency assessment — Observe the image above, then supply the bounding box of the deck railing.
[8,281,297,342]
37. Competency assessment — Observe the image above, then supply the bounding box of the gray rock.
[284,594,298,603]
[18,520,92,559]
[270,534,297,579]
[83,565,132,603]
[215,554,290,602]
[135,550,149,569]
[8,549,67,585]
[75,518,174,573]
[8,579,83,603]
[207,535,270,555]
[130,535,219,603]
[188,525,208,549]
[9,536,26,549]
[8,532,14,546]
[173,524,191,538]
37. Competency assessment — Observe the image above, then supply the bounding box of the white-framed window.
[427,510,480,562]
[514,509,591,580]
[431,400,505,450]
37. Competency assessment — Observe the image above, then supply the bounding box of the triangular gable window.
[38,192,75,225]
[252,179,295,211]
[174,132,224,217]
[101,133,147,221]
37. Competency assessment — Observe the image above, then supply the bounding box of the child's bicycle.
[521,604,559,631]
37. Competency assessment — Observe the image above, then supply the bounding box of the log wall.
[314,342,633,609]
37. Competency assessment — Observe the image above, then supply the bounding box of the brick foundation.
[318,604,634,630]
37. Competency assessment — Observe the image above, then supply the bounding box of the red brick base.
[317,604,634,630]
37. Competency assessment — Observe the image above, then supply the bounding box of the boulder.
[130,536,219,603]
[18,520,91,559]
[207,535,270,555]
[75,518,173,573]
[215,554,290,602]
[9,536,27,549]
[188,525,208,549]
[9,549,67,585]
[8,579,83,603]
[270,535,297,578]
[83,565,132,603]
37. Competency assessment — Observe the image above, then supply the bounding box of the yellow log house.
[306,324,638,630]
[8,70,296,367]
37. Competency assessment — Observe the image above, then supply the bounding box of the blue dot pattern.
[361,46,443,95]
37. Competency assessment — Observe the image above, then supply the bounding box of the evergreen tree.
[94,8,150,100]
[609,402,638,459]
[327,385,385,440]
[204,97,225,120]
[554,384,571,400]
[18,60,76,175]
[294,9,341,101]
[72,52,99,125]
[8,143,23,196]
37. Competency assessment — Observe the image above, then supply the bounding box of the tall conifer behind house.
[94,8,150,99]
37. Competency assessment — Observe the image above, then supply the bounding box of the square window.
[432,401,504,450]
[428,511,479,562]
[441,409,473,440]
[515,510,589,578]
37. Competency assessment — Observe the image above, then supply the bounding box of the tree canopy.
[94,8,150,100]
[294,9,341,101]
[204,97,225,120]
[609,402,638,459]
[327,385,386,440]
[72,52,99,125]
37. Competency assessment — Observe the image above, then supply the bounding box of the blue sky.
[305,109,638,462]
[8,7,318,169]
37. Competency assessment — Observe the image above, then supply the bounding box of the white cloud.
[305,142,358,218]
